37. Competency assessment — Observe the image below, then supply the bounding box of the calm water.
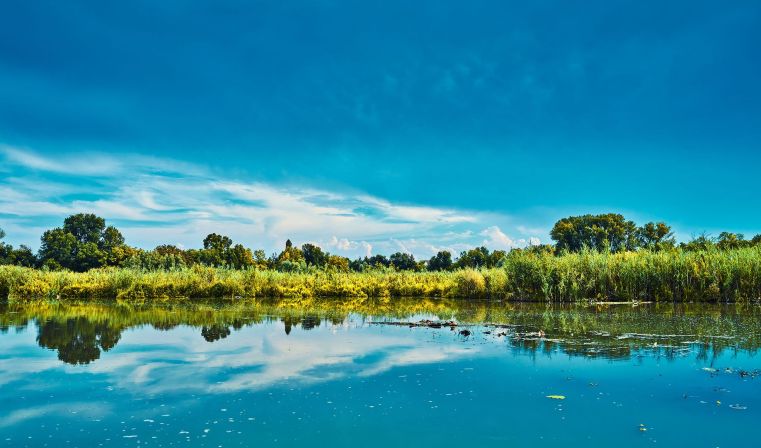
[1,299,759,447]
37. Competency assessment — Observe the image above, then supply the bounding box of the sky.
[1,0,760,258]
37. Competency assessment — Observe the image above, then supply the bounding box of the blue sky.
[1,1,760,257]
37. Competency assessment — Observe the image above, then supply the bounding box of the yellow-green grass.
[1,247,760,302]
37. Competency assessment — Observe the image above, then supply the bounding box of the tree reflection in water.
[36,317,121,364]
[0,298,758,366]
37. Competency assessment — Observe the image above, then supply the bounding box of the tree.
[64,214,106,244]
[39,228,78,270]
[227,244,254,269]
[38,214,129,271]
[366,254,390,268]
[390,252,417,271]
[716,232,747,250]
[276,239,304,269]
[550,214,638,253]
[427,250,453,271]
[454,247,490,269]
[253,249,269,269]
[326,255,350,272]
[680,234,715,251]
[489,250,508,267]
[11,245,37,267]
[637,222,675,251]
[301,243,327,267]
[203,233,233,251]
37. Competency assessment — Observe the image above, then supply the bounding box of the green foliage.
[637,222,675,250]
[276,240,304,268]
[301,243,327,267]
[551,213,638,252]
[427,250,453,271]
[1,228,38,267]
[453,247,505,269]
[38,214,130,271]
[3,246,760,302]
[64,213,106,244]
[326,255,350,272]
[389,252,417,271]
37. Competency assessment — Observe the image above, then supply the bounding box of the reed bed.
[1,247,760,302]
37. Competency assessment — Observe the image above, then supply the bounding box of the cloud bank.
[0,145,542,258]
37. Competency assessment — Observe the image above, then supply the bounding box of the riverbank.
[2,247,760,302]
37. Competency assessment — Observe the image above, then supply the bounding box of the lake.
[1,299,759,447]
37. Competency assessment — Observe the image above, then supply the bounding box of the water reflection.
[36,317,121,364]
[1,298,759,367]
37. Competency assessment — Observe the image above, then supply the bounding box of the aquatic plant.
[1,246,760,302]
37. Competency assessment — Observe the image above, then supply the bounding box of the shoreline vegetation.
[1,213,760,302]
[2,246,761,302]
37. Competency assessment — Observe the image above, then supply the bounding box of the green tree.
[39,214,129,271]
[367,254,390,268]
[253,249,269,269]
[277,239,304,267]
[326,255,350,272]
[227,244,254,269]
[389,252,417,271]
[680,234,715,251]
[0,228,14,265]
[637,222,675,251]
[716,232,747,250]
[427,250,453,271]
[39,228,78,270]
[454,247,490,269]
[10,245,37,267]
[489,250,508,267]
[64,214,106,244]
[301,243,327,267]
[203,233,233,251]
[550,214,638,253]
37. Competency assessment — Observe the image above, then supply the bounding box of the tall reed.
[1,247,760,302]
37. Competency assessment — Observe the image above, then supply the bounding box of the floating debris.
[370,319,458,328]
[546,395,566,400]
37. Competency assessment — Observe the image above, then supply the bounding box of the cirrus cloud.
[0,145,544,258]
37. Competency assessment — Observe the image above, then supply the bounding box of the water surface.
[1,299,759,447]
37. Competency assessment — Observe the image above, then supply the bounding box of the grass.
[1,246,761,302]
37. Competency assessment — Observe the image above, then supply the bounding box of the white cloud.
[480,226,515,250]
[0,145,545,257]
[0,322,483,397]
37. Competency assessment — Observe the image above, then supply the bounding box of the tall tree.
[301,243,327,267]
[550,214,638,253]
[39,214,128,271]
[427,250,453,271]
[389,252,417,271]
[637,222,675,251]
[454,247,491,269]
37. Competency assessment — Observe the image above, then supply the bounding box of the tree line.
[1,213,759,273]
